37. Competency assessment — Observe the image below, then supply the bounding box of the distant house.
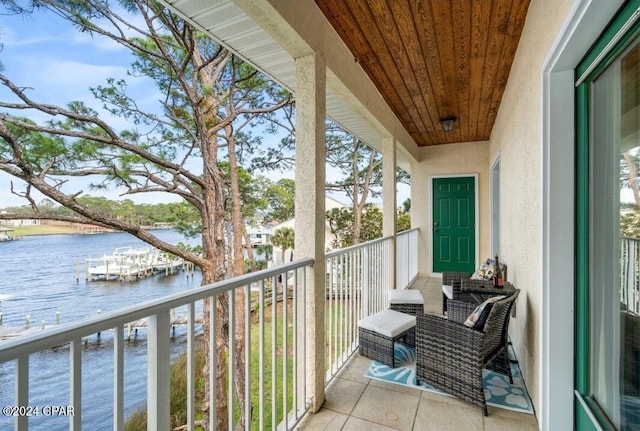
[270,196,347,265]
[0,211,30,227]
[0,213,40,228]
[246,226,271,247]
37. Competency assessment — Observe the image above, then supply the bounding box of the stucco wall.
[487,0,575,415]
[412,140,490,276]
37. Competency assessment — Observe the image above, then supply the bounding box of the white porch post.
[382,136,397,288]
[294,52,326,412]
[411,159,430,276]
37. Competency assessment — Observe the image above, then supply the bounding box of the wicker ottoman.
[358,309,416,368]
[388,289,425,315]
[388,290,423,346]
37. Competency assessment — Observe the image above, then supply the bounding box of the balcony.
[0,229,541,430]
[298,276,539,431]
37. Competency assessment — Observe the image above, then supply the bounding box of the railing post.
[147,311,171,431]
[410,229,418,283]
[114,325,124,431]
[186,303,195,431]
[362,246,370,317]
[634,240,640,314]
[70,338,82,431]
[15,355,28,431]
[295,267,306,418]
[627,240,635,309]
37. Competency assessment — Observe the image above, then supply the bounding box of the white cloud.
[40,60,128,89]
[71,31,128,52]
[0,18,64,46]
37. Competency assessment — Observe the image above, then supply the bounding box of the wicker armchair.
[416,289,520,416]
[441,271,473,314]
[441,261,508,314]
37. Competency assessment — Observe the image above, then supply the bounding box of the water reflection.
[0,230,202,430]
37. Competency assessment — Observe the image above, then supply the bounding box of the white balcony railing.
[325,237,391,381]
[0,232,418,430]
[324,231,418,382]
[396,228,419,289]
[621,237,640,315]
[0,259,313,431]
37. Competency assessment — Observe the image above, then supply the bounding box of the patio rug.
[364,343,534,414]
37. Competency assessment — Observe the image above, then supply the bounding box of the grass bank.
[11,224,83,236]
[125,300,296,431]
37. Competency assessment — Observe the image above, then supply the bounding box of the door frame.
[490,154,501,256]
[429,173,479,276]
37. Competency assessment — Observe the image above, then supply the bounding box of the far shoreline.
[7,225,174,237]
[9,225,114,237]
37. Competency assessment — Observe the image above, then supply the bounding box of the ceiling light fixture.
[440,116,456,132]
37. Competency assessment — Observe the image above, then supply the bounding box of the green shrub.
[125,343,206,431]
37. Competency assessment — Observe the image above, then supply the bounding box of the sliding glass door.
[576,2,640,429]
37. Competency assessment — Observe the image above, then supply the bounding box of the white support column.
[147,311,171,431]
[411,159,430,276]
[382,136,397,288]
[294,52,326,412]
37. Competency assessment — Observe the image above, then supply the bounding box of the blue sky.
[0,9,150,122]
[0,7,409,210]
[0,7,164,207]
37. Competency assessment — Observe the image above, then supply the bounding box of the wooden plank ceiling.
[315,0,530,146]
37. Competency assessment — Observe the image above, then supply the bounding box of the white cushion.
[441,285,453,299]
[358,309,416,338]
[388,289,424,304]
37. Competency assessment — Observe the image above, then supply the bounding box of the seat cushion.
[441,284,453,299]
[358,309,416,338]
[463,295,507,330]
[388,289,424,304]
[472,303,494,330]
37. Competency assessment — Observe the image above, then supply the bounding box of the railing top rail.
[324,228,417,259]
[396,228,418,236]
[0,258,314,361]
[325,236,392,258]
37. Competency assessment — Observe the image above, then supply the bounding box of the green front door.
[433,177,475,273]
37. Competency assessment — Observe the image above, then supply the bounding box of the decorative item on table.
[471,262,494,281]
[492,254,505,288]
[470,257,507,287]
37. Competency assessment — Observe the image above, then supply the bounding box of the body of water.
[0,231,203,430]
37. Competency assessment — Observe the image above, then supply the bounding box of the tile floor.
[295,277,539,431]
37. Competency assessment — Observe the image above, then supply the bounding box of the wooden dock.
[84,246,191,282]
